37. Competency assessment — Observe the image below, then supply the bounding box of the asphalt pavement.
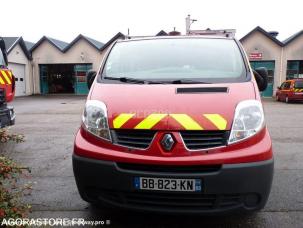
[2,95,303,227]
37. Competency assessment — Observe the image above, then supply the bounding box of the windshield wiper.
[103,76,164,84]
[170,79,212,84]
[103,76,211,85]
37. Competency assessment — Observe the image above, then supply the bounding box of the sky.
[2,0,303,44]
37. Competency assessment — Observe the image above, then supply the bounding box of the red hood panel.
[90,82,256,131]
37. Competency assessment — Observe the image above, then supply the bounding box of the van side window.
[283,82,291,89]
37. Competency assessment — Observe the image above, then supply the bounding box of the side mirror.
[86,70,97,89]
[253,67,268,92]
[0,38,8,65]
[0,39,5,51]
[277,86,281,90]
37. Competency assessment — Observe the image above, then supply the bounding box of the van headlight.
[228,100,265,144]
[82,100,111,141]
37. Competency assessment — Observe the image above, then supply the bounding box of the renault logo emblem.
[160,133,175,151]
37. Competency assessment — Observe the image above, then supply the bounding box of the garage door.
[8,63,26,96]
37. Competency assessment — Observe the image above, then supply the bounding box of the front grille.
[0,88,5,104]
[111,129,156,149]
[180,131,229,150]
[89,189,243,211]
[117,163,221,173]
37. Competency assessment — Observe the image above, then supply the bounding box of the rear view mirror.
[253,67,268,92]
[86,70,97,89]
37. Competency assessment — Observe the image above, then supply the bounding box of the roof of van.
[118,35,233,43]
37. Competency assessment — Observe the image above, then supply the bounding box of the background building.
[240,26,303,97]
[30,33,125,95]
[3,27,303,97]
[3,37,33,96]
[282,31,303,81]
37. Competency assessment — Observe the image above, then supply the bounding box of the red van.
[0,38,15,128]
[73,36,273,214]
[276,79,303,103]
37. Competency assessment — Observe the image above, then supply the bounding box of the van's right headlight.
[82,100,111,141]
[228,100,265,144]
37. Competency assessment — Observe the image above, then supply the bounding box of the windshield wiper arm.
[170,79,212,84]
[103,77,210,84]
[104,76,164,84]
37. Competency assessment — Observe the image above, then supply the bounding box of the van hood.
[90,82,256,131]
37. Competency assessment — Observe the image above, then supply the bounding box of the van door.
[281,81,291,100]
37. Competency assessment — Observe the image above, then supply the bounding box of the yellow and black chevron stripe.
[113,113,227,130]
[0,70,12,85]
[294,88,303,92]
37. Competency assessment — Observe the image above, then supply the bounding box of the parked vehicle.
[0,38,15,128]
[276,79,303,103]
[73,35,273,214]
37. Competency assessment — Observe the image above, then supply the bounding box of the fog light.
[244,194,260,208]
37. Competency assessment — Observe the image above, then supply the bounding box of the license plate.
[134,177,202,192]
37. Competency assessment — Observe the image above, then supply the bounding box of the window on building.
[287,61,303,80]
[267,69,274,84]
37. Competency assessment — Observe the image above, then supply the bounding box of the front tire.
[276,95,280,101]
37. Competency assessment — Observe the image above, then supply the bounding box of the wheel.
[285,96,289,103]
[276,95,280,101]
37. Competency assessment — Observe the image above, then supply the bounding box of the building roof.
[2,37,19,51]
[240,26,303,47]
[83,35,104,49]
[283,30,303,45]
[156,30,168,36]
[46,37,69,50]
[31,34,112,53]
[2,37,32,60]
[24,41,35,51]
[64,34,104,52]
[30,36,69,52]
[240,26,284,46]
[100,32,125,52]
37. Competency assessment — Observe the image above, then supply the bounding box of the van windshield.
[102,38,247,83]
[0,49,5,67]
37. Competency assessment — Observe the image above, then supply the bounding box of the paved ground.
[2,95,303,227]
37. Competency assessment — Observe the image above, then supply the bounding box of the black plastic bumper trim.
[73,154,274,214]
[0,105,15,128]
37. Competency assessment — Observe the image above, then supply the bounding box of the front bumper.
[0,105,15,128]
[73,154,274,214]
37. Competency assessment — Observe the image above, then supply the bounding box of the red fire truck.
[0,37,15,128]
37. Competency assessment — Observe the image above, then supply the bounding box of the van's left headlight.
[82,100,111,141]
[228,100,265,144]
